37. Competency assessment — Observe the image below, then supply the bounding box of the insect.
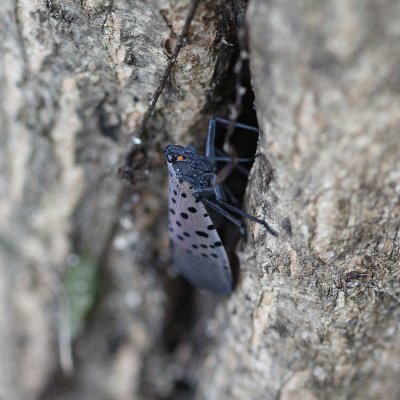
[164,117,278,295]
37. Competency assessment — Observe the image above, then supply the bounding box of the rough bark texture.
[1,1,237,399]
[198,1,400,399]
[1,0,399,400]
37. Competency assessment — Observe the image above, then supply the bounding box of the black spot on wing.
[166,180,232,294]
[195,231,209,238]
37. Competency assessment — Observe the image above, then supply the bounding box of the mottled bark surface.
[1,0,399,399]
[198,1,400,399]
[1,1,237,399]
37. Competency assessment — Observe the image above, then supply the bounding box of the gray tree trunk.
[1,0,399,400]
[198,1,400,399]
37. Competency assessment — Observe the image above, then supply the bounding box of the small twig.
[139,0,202,136]
[123,0,202,176]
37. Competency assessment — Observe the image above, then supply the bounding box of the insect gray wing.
[167,176,233,295]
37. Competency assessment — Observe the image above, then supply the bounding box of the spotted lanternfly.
[164,117,278,295]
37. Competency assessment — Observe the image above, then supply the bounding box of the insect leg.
[201,198,246,236]
[194,186,225,202]
[205,117,259,160]
[214,149,250,176]
[213,117,260,133]
[213,160,237,186]
[214,146,260,163]
[198,185,277,237]
[192,187,216,198]
[205,117,217,160]
[217,200,278,237]
[214,186,226,202]
[205,117,260,177]
[212,156,249,187]
[213,156,254,162]
[214,149,255,176]
[221,184,239,206]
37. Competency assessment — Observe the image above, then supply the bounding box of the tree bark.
[198,1,400,399]
[1,0,236,399]
[1,0,399,400]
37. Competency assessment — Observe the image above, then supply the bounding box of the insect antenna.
[220,184,239,206]
[214,148,250,176]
